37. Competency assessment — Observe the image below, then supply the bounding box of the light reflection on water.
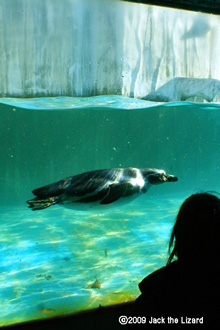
[0,194,186,326]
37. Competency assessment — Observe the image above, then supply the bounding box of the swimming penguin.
[27,167,178,211]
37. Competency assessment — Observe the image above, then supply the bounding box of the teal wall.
[1,103,220,206]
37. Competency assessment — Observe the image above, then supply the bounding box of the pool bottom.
[0,194,186,326]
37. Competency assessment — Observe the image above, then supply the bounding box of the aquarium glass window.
[0,0,220,326]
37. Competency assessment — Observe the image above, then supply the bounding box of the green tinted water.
[0,96,220,326]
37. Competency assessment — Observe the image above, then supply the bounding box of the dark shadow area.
[3,301,135,330]
[123,0,220,15]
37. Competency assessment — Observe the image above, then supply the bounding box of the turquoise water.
[0,196,185,326]
[1,96,220,326]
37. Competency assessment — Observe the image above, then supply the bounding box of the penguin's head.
[148,170,178,185]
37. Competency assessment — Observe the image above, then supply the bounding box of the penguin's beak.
[165,174,178,182]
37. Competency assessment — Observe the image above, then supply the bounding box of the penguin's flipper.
[100,183,139,205]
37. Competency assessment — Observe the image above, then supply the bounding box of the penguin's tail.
[27,196,60,211]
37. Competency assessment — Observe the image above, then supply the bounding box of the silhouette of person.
[132,193,220,328]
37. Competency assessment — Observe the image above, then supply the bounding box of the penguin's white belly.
[60,189,145,211]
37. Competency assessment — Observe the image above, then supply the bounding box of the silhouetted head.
[168,192,220,266]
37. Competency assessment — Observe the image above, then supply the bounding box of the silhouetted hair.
[167,192,220,265]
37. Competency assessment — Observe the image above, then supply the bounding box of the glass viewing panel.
[0,0,220,326]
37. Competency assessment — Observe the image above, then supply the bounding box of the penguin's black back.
[32,168,129,198]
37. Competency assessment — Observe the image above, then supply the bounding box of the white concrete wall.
[0,0,220,100]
